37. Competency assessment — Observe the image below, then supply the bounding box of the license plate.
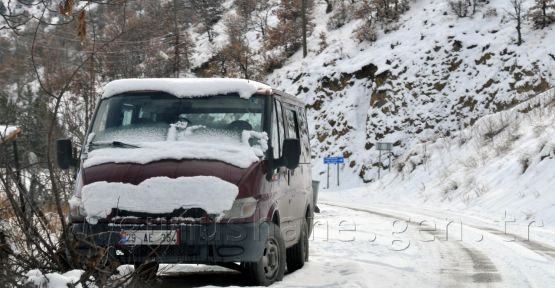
[118,229,179,245]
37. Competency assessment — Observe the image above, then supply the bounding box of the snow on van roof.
[102,78,272,99]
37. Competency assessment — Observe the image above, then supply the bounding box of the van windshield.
[89,92,266,149]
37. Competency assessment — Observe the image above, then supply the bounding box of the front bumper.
[71,221,270,264]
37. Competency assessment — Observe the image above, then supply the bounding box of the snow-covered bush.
[484,7,498,18]
[355,22,378,42]
[327,0,354,29]
[318,32,328,53]
[479,115,511,143]
[529,0,555,29]
[448,0,473,17]
[518,154,530,173]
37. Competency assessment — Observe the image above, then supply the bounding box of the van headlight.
[224,197,257,219]
[68,196,86,222]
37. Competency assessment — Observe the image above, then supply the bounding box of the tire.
[286,218,309,273]
[244,222,286,286]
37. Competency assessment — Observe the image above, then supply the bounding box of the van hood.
[82,140,266,169]
[81,159,266,198]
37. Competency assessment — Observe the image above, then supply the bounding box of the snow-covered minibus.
[57,78,314,286]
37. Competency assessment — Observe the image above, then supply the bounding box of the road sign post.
[323,156,345,188]
[337,163,340,187]
[389,152,392,172]
[327,162,330,189]
[376,142,393,180]
[378,149,382,179]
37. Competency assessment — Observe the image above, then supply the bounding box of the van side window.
[271,101,280,159]
[273,99,286,158]
[284,107,299,139]
[296,107,311,163]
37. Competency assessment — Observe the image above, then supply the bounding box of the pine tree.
[266,0,314,57]
[170,0,196,76]
[220,13,258,79]
[188,0,225,42]
[530,0,555,29]
[235,0,257,20]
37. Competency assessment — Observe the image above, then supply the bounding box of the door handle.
[287,170,291,185]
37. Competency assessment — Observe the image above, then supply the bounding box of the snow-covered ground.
[330,87,555,230]
[266,0,555,185]
[26,203,555,287]
[178,0,555,186]
[15,0,555,286]
[23,72,555,288]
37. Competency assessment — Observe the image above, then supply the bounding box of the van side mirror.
[282,138,301,170]
[56,139,77,170]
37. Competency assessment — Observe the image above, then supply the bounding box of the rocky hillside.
[332,87,555,227]
[266,0,555,186]
[2,0,554,187]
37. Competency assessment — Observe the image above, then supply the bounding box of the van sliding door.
[271,99,293,235]
[296,106,312,220]
[282,103,306,229]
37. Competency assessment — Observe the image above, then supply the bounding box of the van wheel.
[245,223,285,286]
[134,261,159,281]
[286,218,308,272]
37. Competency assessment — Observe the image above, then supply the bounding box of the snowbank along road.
[142,202,555,287]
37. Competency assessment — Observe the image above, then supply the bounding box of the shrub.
[328,0,353,29]
[484,7,498,18]
[354,22,378,42]
[318,32,328,54]
[449,0,472,17]
[518,154,530,174]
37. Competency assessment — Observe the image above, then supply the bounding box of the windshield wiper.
[89,141,140,150]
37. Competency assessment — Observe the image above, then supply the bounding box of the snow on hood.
[101,78,272,99]
[80,176,239,223]
[83,140,263,169]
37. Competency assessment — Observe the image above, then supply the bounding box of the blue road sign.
[324,156,344,164]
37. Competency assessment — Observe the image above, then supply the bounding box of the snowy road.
[145,202,555,287]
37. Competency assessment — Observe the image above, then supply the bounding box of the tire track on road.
[321,202,503,287]
[473,226,555,259]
